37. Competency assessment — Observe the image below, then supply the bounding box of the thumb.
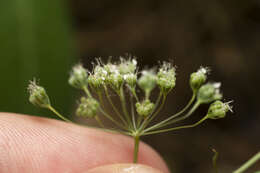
[86,164,164,173]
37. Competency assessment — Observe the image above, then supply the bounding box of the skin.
[0,112,169,173]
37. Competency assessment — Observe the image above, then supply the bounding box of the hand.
[0,113,169,173]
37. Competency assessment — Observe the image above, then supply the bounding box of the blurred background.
[0,0,259,172]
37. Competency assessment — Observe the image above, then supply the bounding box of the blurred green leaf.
[0,0,76,118]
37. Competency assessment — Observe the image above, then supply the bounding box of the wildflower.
[136,99,155,117]
[157,62,176,95]
[27,79,50,108]
[197,83,223,104]
[118,58,137,75]
[88,65,107,92]
[107,73,124,91]
[76,97,100,118]
[207,100,233,119]
[68,64,88,89]
[124,73,137,88]
[138,70,157,98]
[190,67,209,92]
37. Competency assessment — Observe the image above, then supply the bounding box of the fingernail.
[86,164,164,173]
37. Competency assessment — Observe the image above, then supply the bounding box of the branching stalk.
[104,86,128,127]
[142,114,208,135]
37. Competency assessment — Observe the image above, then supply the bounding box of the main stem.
[233,151,260,173]
[133,135,140,163]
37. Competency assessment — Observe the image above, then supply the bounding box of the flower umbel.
[76,97,100,118]
[68,64,88,89]
[197,82,223,104]
[28,55,232,164]
[28,79,50,108]
[207,100,233,119]
[190,67,209,92]
[157,62,176,95]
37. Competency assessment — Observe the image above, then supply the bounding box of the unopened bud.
[124,73,137,88]
[136,99,155,117]
[88,74,104,92]
[68,64,88,89]
[197,83,223,104]
[76,97,100,118]
[207,100,232,119]
[118,58,137,75]
[190,67,209,92]
[107,73,124,91]
[138,70,157,97]
[157,62,176,95]
[28,80,50,108]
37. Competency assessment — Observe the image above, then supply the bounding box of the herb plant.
[28,56,232,164]
[27,56,260,172]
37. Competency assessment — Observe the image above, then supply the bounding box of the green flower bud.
[207,100,232,119]
[88,74,104,92]
[107,73,124,91]
[123,73,137,88]
[136,99,155,117]
[27,80,50,108]
[157,62,176,95]
[93,65,108,79]
[197,83,223,104]
[76,97,100,118]
[88,65,108,92]
[104,63,119,75]
[118,58,137,75]
[138,70,157,97]
[68,64,88,89]
[190,67,208,92]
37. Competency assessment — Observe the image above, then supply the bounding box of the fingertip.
[85,164,165,173]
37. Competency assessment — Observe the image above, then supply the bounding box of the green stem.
[144,100,200,132]
[47,105,72,123]
[142,114,208,135]
[133,135,140,163]
[95,116,105,128]
[160,93,196,127]
[131,88,139,102]
[83,86,92,98]
[130,94,137,130]
[119,87,133,129]
[97,91,105,107]
[233,152,260,173]
[99,108,128,130]
[104,86,128,127]
[138,92,164,131]
[212,149,219,173]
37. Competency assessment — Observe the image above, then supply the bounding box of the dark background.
[0,0,260,172]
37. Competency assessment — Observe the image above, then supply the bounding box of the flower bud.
[88,74,104,92]
[88,65,108,92]
[136,99,155,117]
[103,63,119,75]
[118,58,137,75]
[123,73,137,88]
[207,100,232,119]
[68,64,88,89]
[28,80,51,108]
[157,62,176,95]
[197,83,223,104]
[76,97,100,118]
[107,73,124,91]
[190,67,208,92]
[138,70,157,97]
[93,65,108,79]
